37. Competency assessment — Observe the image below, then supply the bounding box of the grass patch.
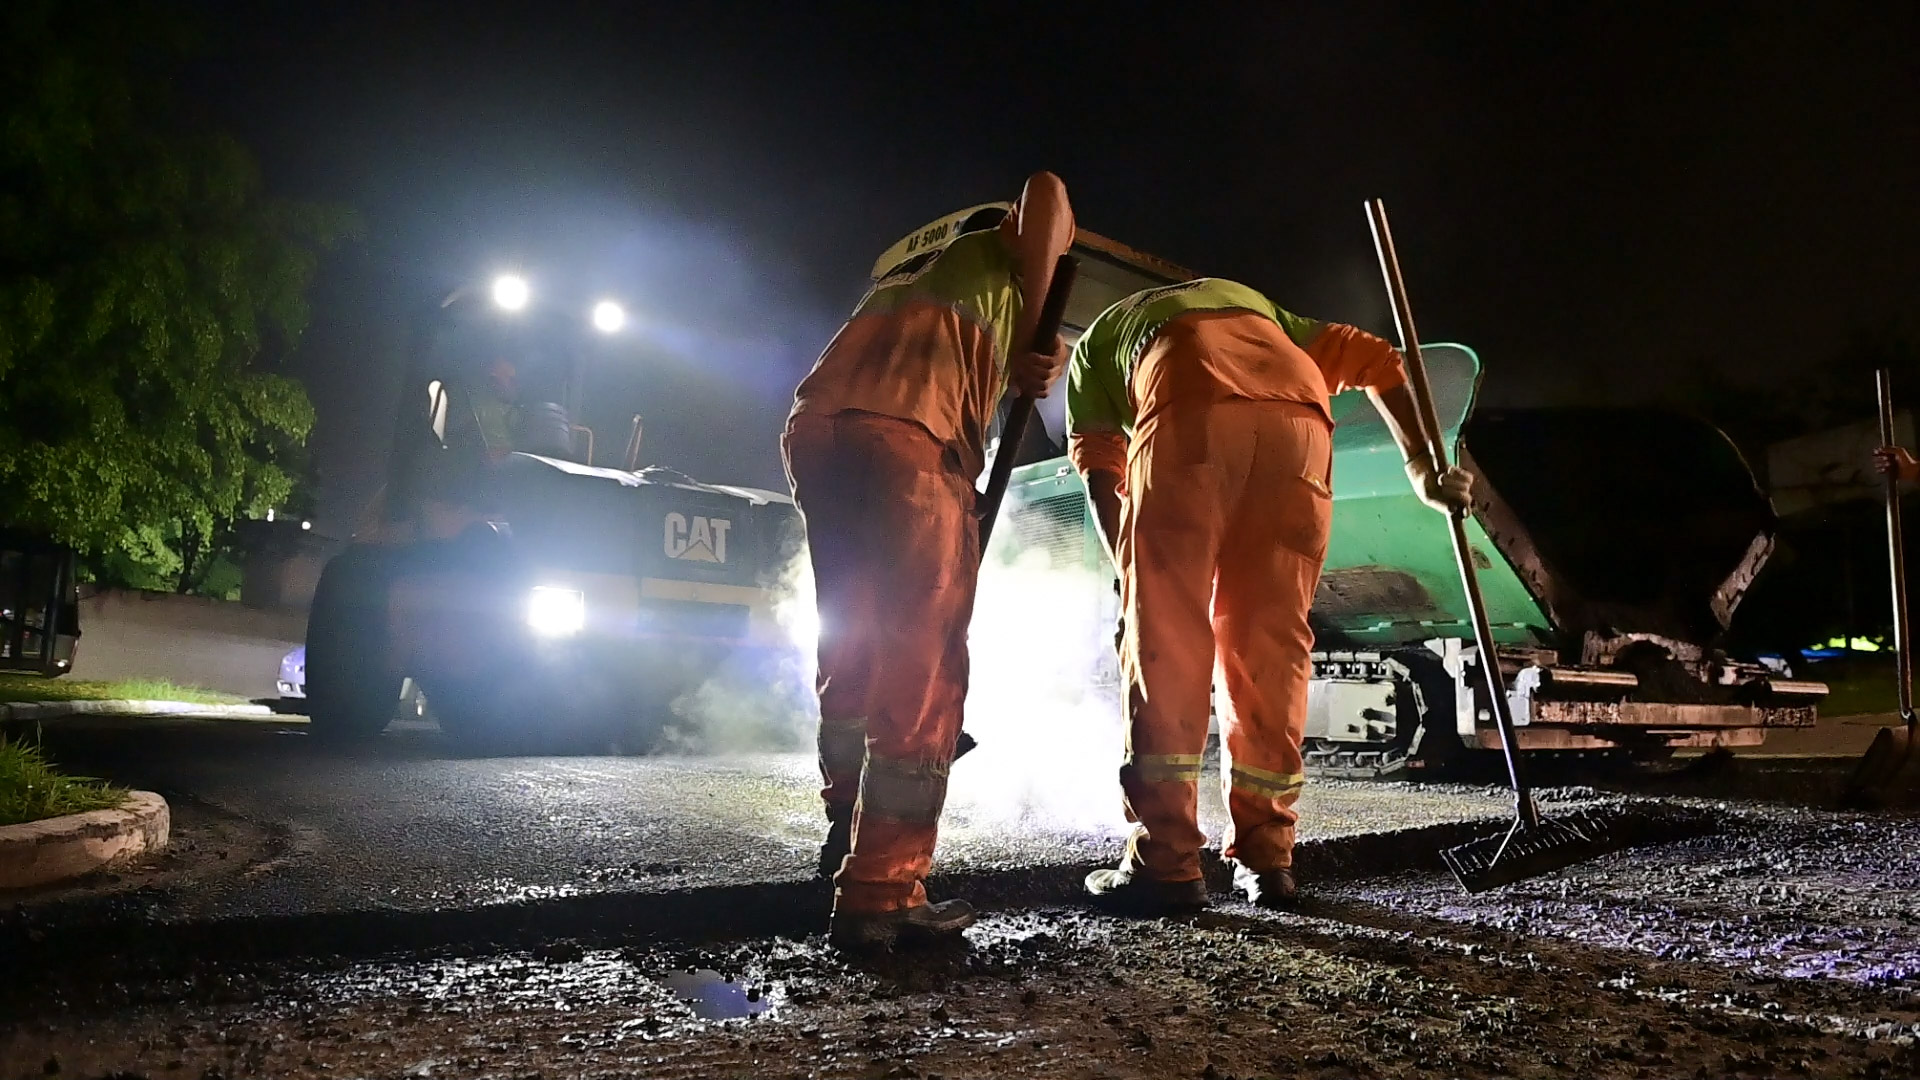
[0,738,125,827]
[1799,658,1899,717]
[0,674,244,707]
[1819,669,1898,717]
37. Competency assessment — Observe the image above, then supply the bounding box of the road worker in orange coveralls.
[784,174,1074,949]
[1066,278,1474,913]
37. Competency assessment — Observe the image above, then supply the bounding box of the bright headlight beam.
[591,300,626,334]
[527,585,585,637]
[786,605,821,654]
[492,274,530,312]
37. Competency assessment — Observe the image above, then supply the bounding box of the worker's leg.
[1113,403,1252,883]
[782,416,879,827]
[1213,401,1333,875]
[828,417,980,915]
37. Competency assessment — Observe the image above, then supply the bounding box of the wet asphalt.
[3,715,1917,1078]
[3,714,1534,927]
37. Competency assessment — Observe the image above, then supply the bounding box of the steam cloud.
[662,513,1131,839]
[656,536,818,755]
[944,544,1129,835]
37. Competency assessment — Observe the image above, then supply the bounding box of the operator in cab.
[1065,278,1474,914]
[469,356,523,463]
[783,173,1075,950]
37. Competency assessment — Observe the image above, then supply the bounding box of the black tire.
[427,674,524,754]
[305,546,406,742]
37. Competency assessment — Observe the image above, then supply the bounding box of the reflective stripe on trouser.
[818,715,867,819]
[783,411,979,913]
[1117,396,1332,881]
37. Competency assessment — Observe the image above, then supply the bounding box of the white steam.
[662,510,1132,840]
[943,543,1130,836]
[658,538,818,754]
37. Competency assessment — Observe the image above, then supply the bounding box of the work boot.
[1233,863,1298,909]
[817,808,853,879]
[828,899,977,951]
[1083,867,1208,916]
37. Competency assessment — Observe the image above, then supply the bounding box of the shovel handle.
[977,254,1079,550]
[1877,368,1914,724]
[1368,199,1540,828]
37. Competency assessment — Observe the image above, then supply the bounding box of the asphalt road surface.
[4,715,1529,924]
[1,715,1916,1079]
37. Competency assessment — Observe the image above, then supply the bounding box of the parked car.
[278,644,305,699]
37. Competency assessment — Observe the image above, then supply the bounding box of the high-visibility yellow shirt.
[472,395,516,456]
[790,226,1026,478]
[1065,278,1406,479]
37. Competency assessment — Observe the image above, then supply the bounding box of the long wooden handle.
[976,254,1079,550]
[1367,198,1539,825]
[1878,368,1913,723]
[1366,205,1450,471]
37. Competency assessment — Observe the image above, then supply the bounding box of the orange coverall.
[783,411,979,913]
[1070,312,1407,882]
[783,198,1070,915]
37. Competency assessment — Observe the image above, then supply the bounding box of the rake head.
[1440,809,1621,894]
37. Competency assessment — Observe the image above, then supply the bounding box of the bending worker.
[1065,277,1473,913]
[783,175,1075,949]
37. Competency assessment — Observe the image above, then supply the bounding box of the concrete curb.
[0,790,170,891]
[0,700,275,723]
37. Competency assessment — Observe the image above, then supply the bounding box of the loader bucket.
[1841,719,1920,809]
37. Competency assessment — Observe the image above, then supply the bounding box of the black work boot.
[828,899,977,951]
[817,807,853,879]
[1084,867,1208,916]
[1233,863,1298,909]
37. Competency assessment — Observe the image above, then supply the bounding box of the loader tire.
[429,675,524,755]
[304,546,405,742]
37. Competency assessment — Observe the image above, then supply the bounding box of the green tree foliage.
[0,0,358,588]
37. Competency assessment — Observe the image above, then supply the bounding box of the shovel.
[953,252,1081,762]
[1366,198,1618,892]
[1840,368,1920,809]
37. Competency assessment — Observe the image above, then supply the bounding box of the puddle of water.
[658,969,766,1020]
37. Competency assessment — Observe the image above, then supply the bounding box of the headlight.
[591,299,626,333]
[527,586,585,637]
[492,274,530,311]
[784,605,821,653]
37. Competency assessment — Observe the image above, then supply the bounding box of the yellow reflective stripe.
[1229,763,1306,799]
[1128,753,1204,784]
[857,753,951,825]
[818,717,867,768]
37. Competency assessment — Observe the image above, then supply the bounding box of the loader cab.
[381,281,632,534]
[0,531,80,677]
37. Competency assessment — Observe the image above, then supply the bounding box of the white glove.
[1405,452,1474,514]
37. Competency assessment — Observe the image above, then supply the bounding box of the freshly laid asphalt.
[5,713,1919,1079]
[8,711,1920,1080]
[5,714,1535,928]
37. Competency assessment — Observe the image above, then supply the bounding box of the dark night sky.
[175,1,1918,532]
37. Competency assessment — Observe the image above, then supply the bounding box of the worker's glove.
[1405,452,1474,514]
[1010,334,1070,399]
